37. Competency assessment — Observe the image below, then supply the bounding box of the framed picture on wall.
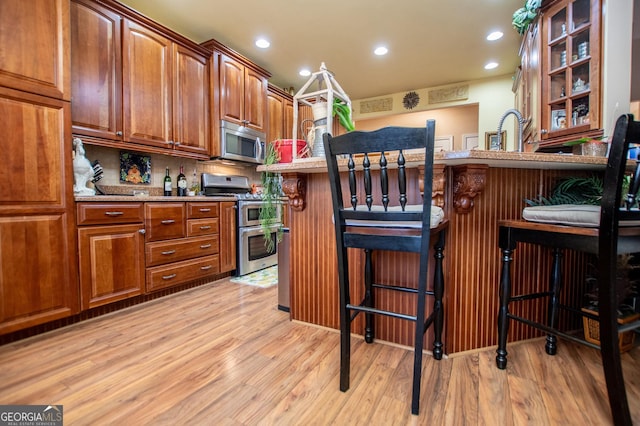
[486,131,506,151]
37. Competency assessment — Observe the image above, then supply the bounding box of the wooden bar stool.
[323,120,448,415]
[496,114,640,425]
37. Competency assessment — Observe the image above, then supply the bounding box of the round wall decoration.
[403,91,420,110]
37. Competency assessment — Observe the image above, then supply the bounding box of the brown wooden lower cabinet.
[146,254,220,292]
[77,223,146,309]
[219,201,237,273]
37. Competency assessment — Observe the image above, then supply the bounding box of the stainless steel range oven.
[202,173,281,276]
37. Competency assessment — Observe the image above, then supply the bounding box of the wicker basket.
[582,307,640,353]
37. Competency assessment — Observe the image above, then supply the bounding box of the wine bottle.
[164,167,172,196]
[190,168,199,195]
[177,165,187,196]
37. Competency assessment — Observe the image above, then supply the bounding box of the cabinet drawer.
[146,255,220,292]
[77,203,144,225]
[145,202,185,241]
[187,202,219,219]
[146,235,219,267]
[187,218,219,237]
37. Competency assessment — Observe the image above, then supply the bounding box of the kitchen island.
[259,151,607,354]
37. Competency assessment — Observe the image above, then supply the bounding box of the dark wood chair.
[496,114,640,425]
[323,120,448,415]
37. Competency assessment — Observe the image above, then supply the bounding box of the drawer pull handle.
[200,244,212,249]
[161,219,176,225]
[162,273,177,280]
[200,265,212,271]
[199,225,211,230]
[105,211,124,216]
[199,208,211,212]
[161,250,176,255]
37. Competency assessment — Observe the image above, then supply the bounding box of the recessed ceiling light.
[484,62,499,70]
[374,46,388,56]
[255,38,270,48]
[486,31,504,41]
[299,69,311,77]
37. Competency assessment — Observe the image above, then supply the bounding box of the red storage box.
[272,139,307,163]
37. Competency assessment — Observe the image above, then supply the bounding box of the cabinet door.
[284,98,294,139]
[0,215,79,334]
[219,54,244,125]
[173,44,209,157]
[267,90,285,143]
[0,0,70,100]
[219,201,237,273]
[244,67,268,132]
[540,0,601,142]
[70,0,122,141]
[123,20,173,148]
[0,87,69,212]
[78,224,145,309]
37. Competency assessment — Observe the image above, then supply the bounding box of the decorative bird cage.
[292,62,351,158]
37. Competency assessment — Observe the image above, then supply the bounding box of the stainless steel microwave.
[218,120,266,164]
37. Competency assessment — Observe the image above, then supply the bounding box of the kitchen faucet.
[497,108,525,152]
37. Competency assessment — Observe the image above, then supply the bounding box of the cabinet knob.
[104,211,124,216]
[138,229,146,234]
[162,273,177,280]
[199,225,211,230]
[116,131,123,136]
[200,265,212,271]
[540,129,548,135]
[174,141,180,146]
[200,244,212,249]
[161,219,176,225]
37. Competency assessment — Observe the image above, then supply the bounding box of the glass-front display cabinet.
[540,0,602,145]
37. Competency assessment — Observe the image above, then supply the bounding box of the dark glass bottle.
[177,165,187,196]
[164,167,172,196]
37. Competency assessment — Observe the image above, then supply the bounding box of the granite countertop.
[257,150,608,173]
[75,195,235,202]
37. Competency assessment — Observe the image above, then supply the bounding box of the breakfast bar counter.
[259,151,606,354]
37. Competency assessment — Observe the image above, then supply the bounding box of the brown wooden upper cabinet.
[267,84,294,143]
[0,0,70,101]
[517,0,602,150]
[70,0,209,159]
[218,53,268,133]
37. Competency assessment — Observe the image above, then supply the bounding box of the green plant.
[525,175,603,206]
[512,0,541,35]
[332,98,355,132]
[562,136,607,147]
[260,143,283,252]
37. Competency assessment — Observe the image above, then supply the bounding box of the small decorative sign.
[120,152,151,184]
[359,97,393,114]
[428,84,469,104]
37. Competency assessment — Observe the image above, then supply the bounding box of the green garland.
[260,143,283,252]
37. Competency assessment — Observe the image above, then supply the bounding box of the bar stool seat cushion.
[522,204,600,227]
[344,204,445,229]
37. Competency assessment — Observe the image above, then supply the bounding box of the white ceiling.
[117,0,524,100]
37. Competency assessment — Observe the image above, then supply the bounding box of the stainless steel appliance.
[202,173,280,276]
[217,120,267,164]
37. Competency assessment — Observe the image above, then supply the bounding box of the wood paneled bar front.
[258,151,607,354]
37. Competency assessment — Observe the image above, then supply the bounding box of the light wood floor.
[1,278,639,425]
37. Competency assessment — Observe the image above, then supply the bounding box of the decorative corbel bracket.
[418,164,446,208]
[452,164,488,213]
[281,173,307,211]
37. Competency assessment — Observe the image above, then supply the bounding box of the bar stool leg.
[432,232,445,360]
[364,249,375,344]
[496,246,513,369]
[545,248,563,355]
[338,246,351,392]
[411,258,428,415]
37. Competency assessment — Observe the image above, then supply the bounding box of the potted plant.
[260,143,283,251]
[581,254,640,352]
[562,136,608,157]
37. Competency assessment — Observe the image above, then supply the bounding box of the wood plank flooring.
[0,277,638,425]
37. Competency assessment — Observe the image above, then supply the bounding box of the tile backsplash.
[83,144,261,195]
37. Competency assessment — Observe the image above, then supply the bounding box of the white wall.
[352,74,517,150]
[602,0,633,135]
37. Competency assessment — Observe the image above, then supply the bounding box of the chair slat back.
[323,121,436,232]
